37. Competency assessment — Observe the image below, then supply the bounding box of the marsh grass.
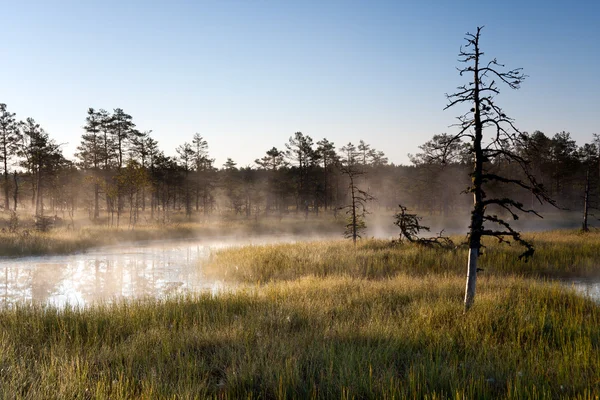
[1,229,599,398]
[0,226,197,257]
[205,230,600,281]
[0,216,345,257]
[0,276,598,398]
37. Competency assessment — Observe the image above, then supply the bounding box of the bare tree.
[393,204,454,247]
[578,142,599,231]
[339,143,373,244]
[444,26,554,311]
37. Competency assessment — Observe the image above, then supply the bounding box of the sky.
[1,0,599,167]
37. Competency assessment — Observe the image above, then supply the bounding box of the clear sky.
[1,1,598,167]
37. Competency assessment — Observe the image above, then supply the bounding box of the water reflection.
[0,239,238,308]
[568,279,600,302]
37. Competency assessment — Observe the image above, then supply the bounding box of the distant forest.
[0,104,597,227]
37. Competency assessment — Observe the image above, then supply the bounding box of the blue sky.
[1,1,598,166]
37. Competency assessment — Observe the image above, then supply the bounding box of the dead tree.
[579,141,599,231]
[393,204,454,247]
[583,167,590,231]
[339,152,373,244]
[444,26,555,311]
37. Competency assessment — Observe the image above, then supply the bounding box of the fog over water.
[0,235,316,308]
[0,210,595,308]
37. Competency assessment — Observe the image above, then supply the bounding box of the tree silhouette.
[339,143,373,244]
[578,142,599,231]
[129,129,153,212]
[316,139,339,212]
[76,108,104,219]
[286,132,318,215]
[109,108,135,169]
[409,133,470,217]
[0,104,19,211]
[18,118,64,217]
[191,133,209,212]
[256,147,286,215]
[176,142,194,219]
[444,26,554,311]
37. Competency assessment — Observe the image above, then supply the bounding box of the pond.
[0,235,300,308]
[1,236,598,308]
[567,279,600,303]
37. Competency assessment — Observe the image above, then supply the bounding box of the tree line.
[0,103,597,229]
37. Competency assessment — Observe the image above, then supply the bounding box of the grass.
[0,214,345,257]
[0,276,598,398]
[205,230,600,281]
[1,228,599,397]
[0,225,198,257]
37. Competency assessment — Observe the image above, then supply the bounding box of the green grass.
[0,276,598,398]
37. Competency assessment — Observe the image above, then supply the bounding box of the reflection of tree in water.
[2,266,33,305]
[75,259,123,305]
[0,242,217,307]
[31,263,69,302]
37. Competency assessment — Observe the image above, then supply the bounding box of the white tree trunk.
[464,247,478,311]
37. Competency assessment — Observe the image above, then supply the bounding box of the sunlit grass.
[205,230,600,281]
[1,225,599,397]
[0,276,597,398]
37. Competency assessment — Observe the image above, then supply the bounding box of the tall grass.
[0,229,598,397]
[0,276,597,398]
[205,231,600,281]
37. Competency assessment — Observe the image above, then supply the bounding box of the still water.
[0,236,598,308]
[0,236,297,308]
[568,279,600,303]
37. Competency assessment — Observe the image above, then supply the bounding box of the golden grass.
[0,276,597,398]
[205,230,600,281]
[0,225,599,397]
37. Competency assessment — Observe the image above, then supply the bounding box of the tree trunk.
[35,169,43,216]
[12,172,18,211]
[150,190,155,220]
[3,159,9,211]
[464,248,479,310]
[31,175,36,209]
[464,34,484,312]
[582,167,590,231]
[94,182,100,219]
[351,177,357,244]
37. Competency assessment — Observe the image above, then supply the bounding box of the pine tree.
[76,108,104,219]
[0,104,20,210]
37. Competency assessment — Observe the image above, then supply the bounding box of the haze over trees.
[0,100,595,237]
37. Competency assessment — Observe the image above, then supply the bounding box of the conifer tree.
[0,104,20,210]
